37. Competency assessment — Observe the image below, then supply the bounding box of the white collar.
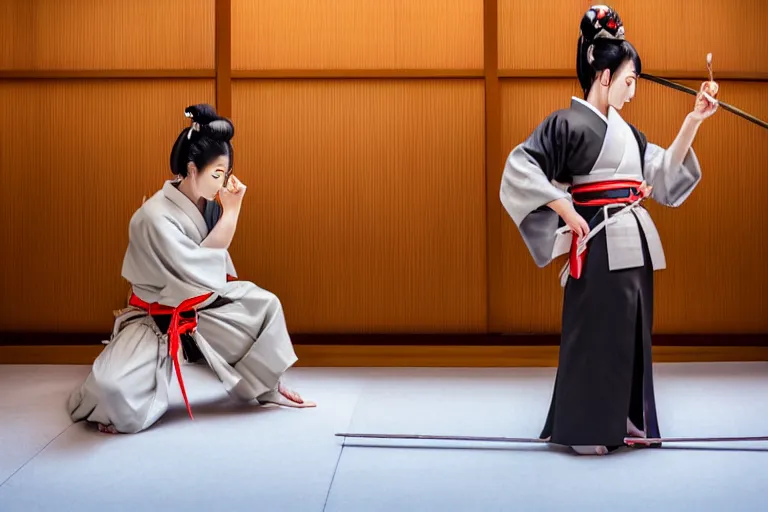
[571,96,609,124]
[162,180,209,238]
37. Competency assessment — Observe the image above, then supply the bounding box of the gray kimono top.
[500,97,701,283]
[122,180,238,308]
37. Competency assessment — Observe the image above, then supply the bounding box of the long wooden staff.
[640,53,768,130]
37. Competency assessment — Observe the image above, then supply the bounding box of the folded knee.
[250,286,283,313]
[93,322,159,388]
[267,292,283,311]
[236,282,283,307]
[91,364,127,401]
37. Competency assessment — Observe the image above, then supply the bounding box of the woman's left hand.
[690,81,719,121]
[638,181,653,199]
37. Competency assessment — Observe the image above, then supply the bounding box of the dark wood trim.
[2,70,761,82]
[214,0,232,117]
[1,332,765,347]
[291,333,768,347]
[483,0,500,332]
[0,70,215,79]
[231,69,485,79]
[0,332,107,346]
[497,69,768,81]
[1,70,762,82]
[497,69,579,78]
[2,344,766,367]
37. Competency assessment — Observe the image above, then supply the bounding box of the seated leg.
[68,316,172,433]
[196,281,313,407]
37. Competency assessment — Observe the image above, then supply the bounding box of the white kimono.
[68,181,299,433]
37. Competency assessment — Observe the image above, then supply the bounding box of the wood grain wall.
[230,80,486,333]
[231,0,484,70]
[1,0,766,338]
[0,0,215,70]
[498,0,768,75]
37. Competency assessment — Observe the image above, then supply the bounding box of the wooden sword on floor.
[335,433,768,444]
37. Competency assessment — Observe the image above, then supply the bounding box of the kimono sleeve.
[499,111,572,267]
[204,200,238,279]
[125,212,229,307]
[632,126,702,207]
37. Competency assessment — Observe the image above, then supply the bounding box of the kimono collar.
[162,180,210,238]
[571,96,610,124]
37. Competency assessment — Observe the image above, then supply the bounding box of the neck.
[176,178,207,213]
[585,86,609,116]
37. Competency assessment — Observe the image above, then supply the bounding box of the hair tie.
[580,5,625,44]
[187,122,202,140]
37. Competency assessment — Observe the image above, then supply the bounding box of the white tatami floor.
[1,362,766,511]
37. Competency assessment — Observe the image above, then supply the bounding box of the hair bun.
[184,104,234,142]
[199,118,235,142]
[580,5,625,43]
[184,104,220,125]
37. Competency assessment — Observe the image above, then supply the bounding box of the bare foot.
[98,423,119,434]
[626,418,646,437]
[278,383,316,408]
[626,418,652,446]
[572,445,608,456]
[259,383,316,408]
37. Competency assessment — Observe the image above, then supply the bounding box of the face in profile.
[189,155,231,201]
[607,59,637,110]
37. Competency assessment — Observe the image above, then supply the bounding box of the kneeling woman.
[69,104,314,434]
[499,6,717,454]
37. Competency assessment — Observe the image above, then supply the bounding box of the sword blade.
[335,433,548,443]
[336,432,768,444]
[626,435,768,444]
[639,73,768,131]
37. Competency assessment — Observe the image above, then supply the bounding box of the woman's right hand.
[219,175,247,213]
[548,198,590,238]
[562,206,590,238]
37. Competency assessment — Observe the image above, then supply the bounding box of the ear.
[186,161,197,176]
[599,69,611,87]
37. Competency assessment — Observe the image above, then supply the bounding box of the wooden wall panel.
[0,0,215,70]
[230,79,486,332]
[0,80,216,332]
[1,0,764,340]
[498,0,768,75]
[492,78,768,333]
[231,0,484,70]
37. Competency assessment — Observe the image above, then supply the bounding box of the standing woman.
[499,6,718,455]
[69,104,314,434]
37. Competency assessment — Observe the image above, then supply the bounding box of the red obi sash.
[128,274,237,420]
[567,180,648,280]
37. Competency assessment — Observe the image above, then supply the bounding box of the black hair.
[576,37,642,99]
[169,104,235,178]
